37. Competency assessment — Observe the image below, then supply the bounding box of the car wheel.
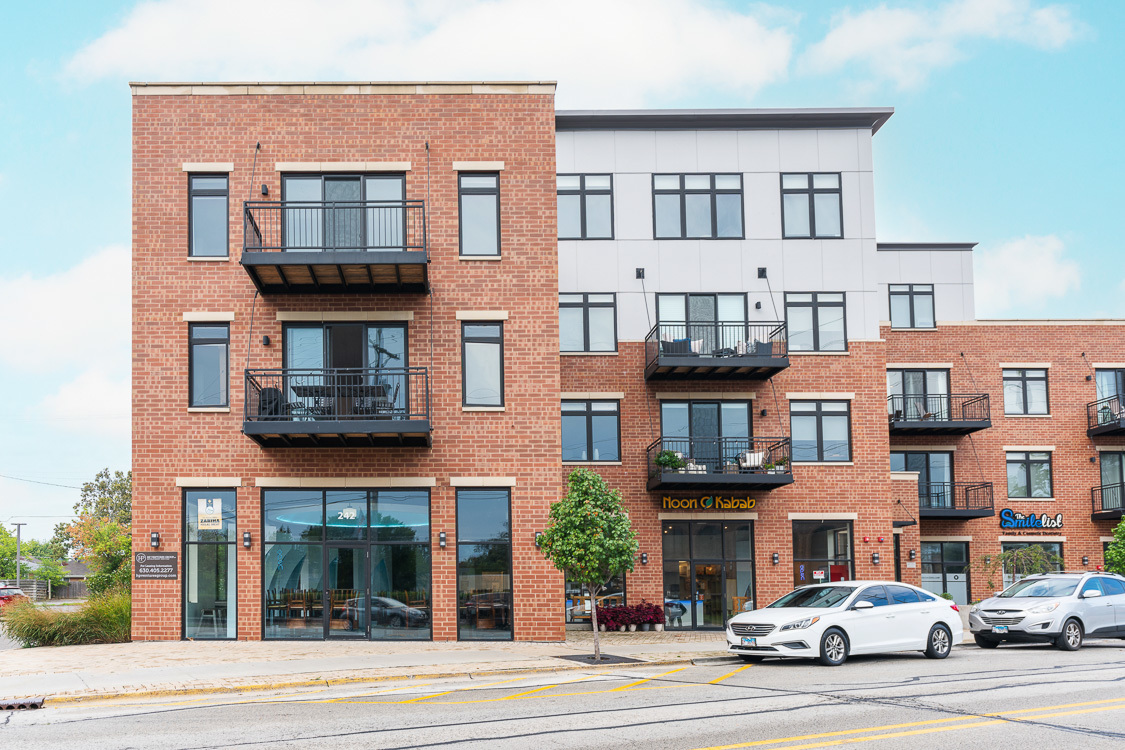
[1055,618,1083,651]
[817,628,849,666]
[973,635,1000,649]
[739,655,764,663]
[389,615,404,629]
[925,624,952,659]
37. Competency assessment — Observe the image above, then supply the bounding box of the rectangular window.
[887,368,950,420]
[557,174,613,239]
[462,322,503,407]
[189,175,229,257]
[1003,369,1049,415]
[1001,542,1062,587]
[1006,451,1053,498]
[889,284,935,329]
[661,520,754,629]
[189,324,229,407]
[459,173,500,256]
[790,401,851,462]
[565,572,626,624]
[792,520,853,586]
[559,293,617,352]
[184,489,237,639]
[785,292,846,352]
[891,451,954,509]
[781,173,842,239]
[562,400,620,462]
[653,174,743,239]
[281,174,406,250]
[457,489,512,641]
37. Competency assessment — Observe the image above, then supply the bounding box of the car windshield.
[999,578,1078,598]
[766,586,856,608]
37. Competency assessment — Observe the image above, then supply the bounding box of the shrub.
[0,589,131,647]
[939,592,954,601]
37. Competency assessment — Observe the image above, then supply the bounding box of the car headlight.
[780,616,820,631]
[970,604,980,614]
[1028,601,1060,615]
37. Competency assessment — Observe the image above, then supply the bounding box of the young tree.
[1105,520,1125,575]
[979,545,1063,592]
[69,516,132,594]
[538,469,638,661]
[76,469,132,525]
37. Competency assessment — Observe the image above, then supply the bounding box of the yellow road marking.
[400,690,455,703]
[709,664,754,684]
[691,695,1125,750]
[398,675,530,703]
[502,674,595,700]
[325,683,427,702]
[611,667,686,692]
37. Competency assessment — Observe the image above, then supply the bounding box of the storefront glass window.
[265,490,324,542]
[662,520,754,629]
[457,489,512,641]
[792,520,853,587]
[920,541,970,604]
[564,573,626,624]
[184,489,237,639]
[263,543,325,639]
[1001,541,1063,588]
[370,490,431,640]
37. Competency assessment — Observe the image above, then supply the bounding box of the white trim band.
[182,162,234,172]
[921,536,973,542]
[786,392,855,400]
[999,535,1066,542]
[788,512,858,520]
[453,161,505,171]
[999,363,1052,369]
[456,311,509,320]
[889,471,921,481]
[886,363,953,369]
[175,477,241,488]
[655,392,756,401]
[659,512,758,521]
[274,162,411,172]
[275,311,414,322]
[562,392,625,400]
[255,477,436,488]
[183,311,235,322]
[450,477,517,487]
[1003,446,1055,452]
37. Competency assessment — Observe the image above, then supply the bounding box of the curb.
[45,653,729,705]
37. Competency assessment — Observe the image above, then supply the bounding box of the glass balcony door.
[1101,452,1125,511]
[661,401,752,472]
[888,369,950,420]
[657,294,747,356]
[282,174,406,251]
[891,451,953,508]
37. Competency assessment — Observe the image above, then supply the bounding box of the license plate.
[991,625,1009,634]
[741,636,757,647]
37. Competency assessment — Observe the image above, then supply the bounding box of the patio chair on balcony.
[738,450,765,471]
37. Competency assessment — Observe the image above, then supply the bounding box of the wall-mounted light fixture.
[985,556,992,565]
[439,531,447,548]
[261,183,269,196]
[262,335,271,346]
[641,552,648,565]
[150,531,160,549]
[760,409,767,418]
[772,552,779,565]
[243,531,252,549]
[908,549,916,561]
[1082,556,1090,566]
[534,532,543,548]
[871,552,880,565]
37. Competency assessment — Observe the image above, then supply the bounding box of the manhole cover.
[553,654,645,665]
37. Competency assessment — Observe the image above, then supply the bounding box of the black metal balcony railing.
[245,367,429,422]
[1092,482,1125,517]
[1087,394,1124,433]
[887,394,991,423]
[243,200,427,253]
[647,436,792,479]
[643,321,788,380]
[918,482,994,514]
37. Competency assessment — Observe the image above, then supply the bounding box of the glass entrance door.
[920,542,970,604]
[326,545,367,638]
[662,520,754,629]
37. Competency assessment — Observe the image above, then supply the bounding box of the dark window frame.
[188,323,230,408]
[559,293,617,353]
[780,172,843,239]
[188,173,229,257]
[784,292,848,352]
[279,172,407,251]
[888,284,935,329]
[656,293,749,326]
[281,322,410,369]
[789,400,852,462]
[890,451,955,484]
[458,172,501,257]
[652,173,744,240]
[182,487,238,641]
[461,321,504,407]
[1002,368,1050,416]
[1006,451,1054,498]
[562,399,621,462]
[661,519,755,630]
[791,519,855,587]
[557,174,614,240]
[658,399,754,440]
[455,487,514,642]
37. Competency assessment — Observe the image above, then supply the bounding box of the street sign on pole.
[12,523,27,588]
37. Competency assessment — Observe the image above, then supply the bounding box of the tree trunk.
[590,583,601,661]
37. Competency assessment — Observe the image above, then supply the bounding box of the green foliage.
[0,526,16,579]
[653,450,686,471]
[76,469,133,525]
[74,518,132,595]
[978,545,1063,591]
[939,592,954,601]
[1105,519,1125,575]
[0,589,131,647]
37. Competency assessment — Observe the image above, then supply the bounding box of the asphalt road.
[5,639,1125,749]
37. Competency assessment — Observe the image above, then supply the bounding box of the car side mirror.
[1083,589,1103,599]
[993,592,1003,597]
[851,600,874,610]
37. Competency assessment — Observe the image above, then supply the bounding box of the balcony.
[917,482,995,519]
[1087,395,1125,437]
[887,394,991,435]
[1092,483,1124,521]
[241,200,428,294]
[646,436,794,491]
[243,367,431,448]
[644,321,788,380]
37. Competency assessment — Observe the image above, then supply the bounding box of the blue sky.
[1,0,1121,540]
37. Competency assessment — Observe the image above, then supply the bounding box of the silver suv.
[969,571,1125,650]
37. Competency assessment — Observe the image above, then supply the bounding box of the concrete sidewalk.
[0,631,729,701]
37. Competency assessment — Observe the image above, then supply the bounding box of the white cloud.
[801,0,1084,89]
[63,0,794,107]
[0,245,130,374]
[974,234,1080,317]
[38,369,130,439]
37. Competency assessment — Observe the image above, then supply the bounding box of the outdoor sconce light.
[150,531,160,549]
[535,532,543,548]
[243,532,252,549]
[760,409,767,418]
[985,556,992,565]
[772,552,780,565]
[909,549,916,561]
[641,553,648,565]
[871,552,880,565]
[261,183,269,196]
[439,531,447,548]
[1083,556,1090,566]
[262,335,271,346]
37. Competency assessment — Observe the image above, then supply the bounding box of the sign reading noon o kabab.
[662,495,756,511]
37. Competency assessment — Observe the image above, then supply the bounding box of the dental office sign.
[999,509,1063,530]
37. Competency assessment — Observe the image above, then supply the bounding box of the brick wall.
[132,91,563,641]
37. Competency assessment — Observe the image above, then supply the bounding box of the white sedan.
[726,581,963,666]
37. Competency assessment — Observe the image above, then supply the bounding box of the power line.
[0,473,82,490]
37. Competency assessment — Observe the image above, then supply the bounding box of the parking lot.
[6,639,1125,749]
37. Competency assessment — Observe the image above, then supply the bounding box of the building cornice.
[130,81,556,96]
[556,107,894,133]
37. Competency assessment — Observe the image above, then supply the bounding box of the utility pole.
[12,523,26,588]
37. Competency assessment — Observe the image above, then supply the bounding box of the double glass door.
[283,174,406,250]
[662,521,754,630]
[921,542,969,604]
[1100,452,1125,511]
[888,369,950,420]
[891,451,953,508]
[1095,369,1125,425]
[657,294,747,354]
[661,401,752,472]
